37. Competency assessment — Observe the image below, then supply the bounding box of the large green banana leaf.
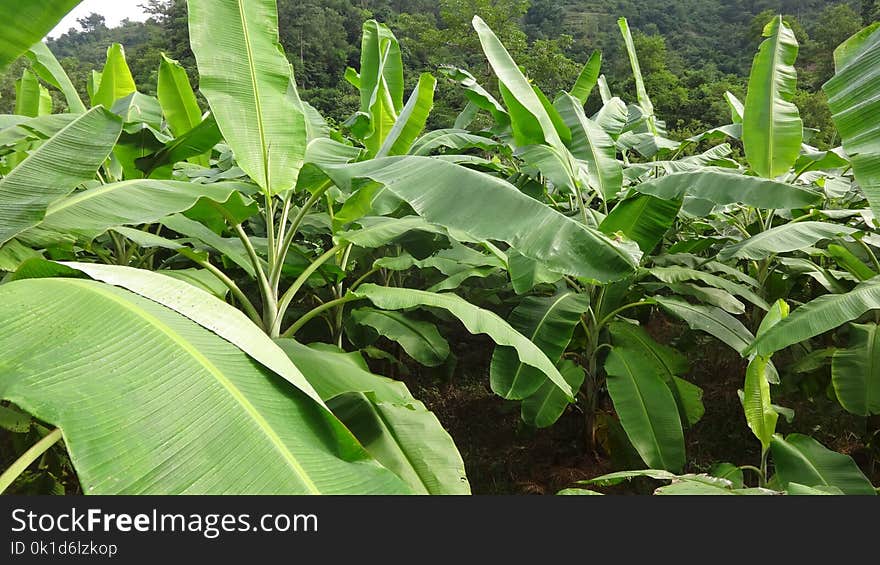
[750,278,880,356]
[319,157,637,283]
[355,20,404,155]
[54,261,325,405]
[14,69,50,118]
[91,44,137,110]
[742,301,787,452]
[157,54,203,137]
[352,284,573,400]
[718,221,858,262]
[824,23,880,219]
[490,290,590,409]
[770,434,875,495]
[633,170,821,210]
[18,181,250,247]
[570,50,601,105]
[187,0,306,194]
[521,360,586,428]
[0,278,408,494]
[0,0,80,73]
[555,93,622,200]
[600,195,680,253]
[742,16,802,178]
[377,73,436,157]
[832,323,880,416]
[0,107,122,246]
[27,41,86,113]
[604,347,685,472]
[617,17,656,134]
[276,340,468,495]
[472,15,563,150]
[608,321,704,427]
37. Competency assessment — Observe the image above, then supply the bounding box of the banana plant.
[0,0,642,495]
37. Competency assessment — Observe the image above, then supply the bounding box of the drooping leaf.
[831,323,880,416]
[827,243,877,282]
[633,170,821,210]
[593,96,628,139]
[0,278,408,494]
[0,107,122,245]
[608,321,703,427]
[490,290,590,403]
[18,180,249,246]
[437,66,509,128]
[655,296,754,355]
[718,222,858,262]
[276,340,468,494]
[159,213,258,277]
[410,129,502,156]
[352,284,573,400]
[750,278,880,356]
[319,157,637,283]
[507,248,563,295]
[136,113,222,176]
[604,347,686,472]
[742,16,802,178]
[187,0,306,194]
[770,434,875,495]
[521,360,586,428]
[649,266,769,311]
[351,308,450,367]
[824,23,880,220]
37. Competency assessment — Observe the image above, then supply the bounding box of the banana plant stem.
[270,183,332,290]
[188,255,263,328]
[272,243,344,336]
[281,294,363,338]
[0,428,62,494]
[232,223,276,329]
[597,299,656,329]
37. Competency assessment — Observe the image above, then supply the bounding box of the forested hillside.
[2,0,875,145]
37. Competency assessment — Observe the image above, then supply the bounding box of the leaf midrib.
[236,0,269,191]
[507,292,575,394]
[67,278,320,494]
[615,353,669,469]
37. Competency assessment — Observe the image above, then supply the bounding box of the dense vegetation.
[3,1,877,145]
[0,0,879,495]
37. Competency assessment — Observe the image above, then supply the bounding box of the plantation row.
[0,0,878,495]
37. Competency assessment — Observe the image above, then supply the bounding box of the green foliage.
[1,0,879,498]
